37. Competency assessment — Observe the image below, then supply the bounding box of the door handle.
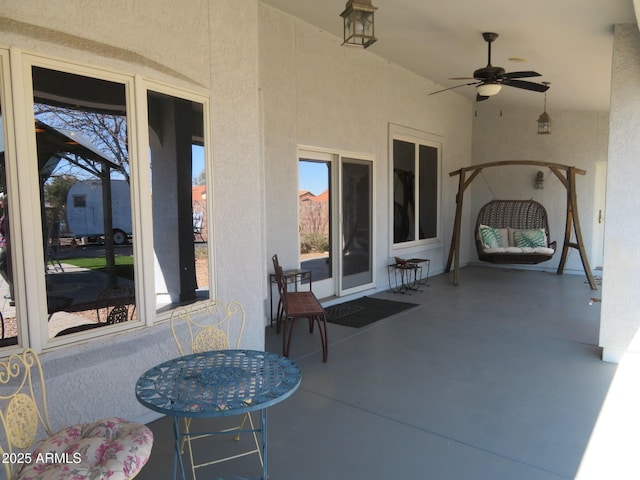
[598,210,604,224]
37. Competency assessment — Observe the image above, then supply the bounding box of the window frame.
[142,80,216,315]
[1,48,214,352]
[21,54,140,349]
[388,124,443,254]
[0,47,26,356]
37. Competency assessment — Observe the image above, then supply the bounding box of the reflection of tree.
[34,104,129,289]
[301,200,328,236]
[193,170,206,185]
[34,104,129,182]
[44,175,77,236]
[299,193,329,254]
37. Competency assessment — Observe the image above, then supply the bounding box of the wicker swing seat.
[475,199,557,265]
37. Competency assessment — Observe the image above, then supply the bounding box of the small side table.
[269,268,312,326]
[406,258,430,286]
[387,258,430,294]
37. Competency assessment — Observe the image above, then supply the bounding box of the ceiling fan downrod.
[482,32,499,67]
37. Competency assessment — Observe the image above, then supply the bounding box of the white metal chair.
[0,348,153,480]
[169,299,262,479]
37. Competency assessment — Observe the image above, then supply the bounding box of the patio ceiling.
[261,0,637,112]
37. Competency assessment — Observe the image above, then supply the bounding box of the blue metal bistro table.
[135,349,301,480]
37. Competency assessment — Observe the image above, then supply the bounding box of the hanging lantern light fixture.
[537,82,552,134]
[341,0,378,49]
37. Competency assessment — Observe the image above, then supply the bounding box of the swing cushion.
[482,246,555,255]
[513,228,547,248]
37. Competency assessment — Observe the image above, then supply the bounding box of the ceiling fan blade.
[429,81,480,96]
[502,71,541,79]
[476,93,490,102]
[502,79,550,92]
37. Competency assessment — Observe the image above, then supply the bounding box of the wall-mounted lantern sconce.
[341,0,378,48]
[535,171,545,189]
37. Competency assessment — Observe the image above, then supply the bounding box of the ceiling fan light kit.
[477,83,502,97]
[429,32,550,102]
[340,0,378,49]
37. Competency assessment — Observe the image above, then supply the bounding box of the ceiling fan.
[430,32,550,102]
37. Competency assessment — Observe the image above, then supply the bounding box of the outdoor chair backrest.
[0,349,154,480]
[273,264,289,309]
[0,349,52,479]
[170,299,246,355]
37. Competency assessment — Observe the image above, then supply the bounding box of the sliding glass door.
[299,150,373,298]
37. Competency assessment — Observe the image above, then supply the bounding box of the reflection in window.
[0,69,18,347]
[73,195,86,208]
[393,138,439,244]
[0,137,18,346]
[341,159,372,290]
[147,90,208,310]
[32,66,136,339]
[299,159,331,283]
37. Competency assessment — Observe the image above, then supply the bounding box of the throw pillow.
[479,225,503,249]
[513,229,547,248]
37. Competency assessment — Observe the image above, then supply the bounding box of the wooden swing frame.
[445,160,598,290]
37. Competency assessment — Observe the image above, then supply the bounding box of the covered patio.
[137,265,619,479]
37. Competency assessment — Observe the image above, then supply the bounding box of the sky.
[299,160,329,195]
[192,145,205,182]
[190,150,329,193]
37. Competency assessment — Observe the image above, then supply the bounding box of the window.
[0,50,18,348]
[0,51,212,351]
[31,65,136,340]
[147,89,210,310]
[73,195,86,208]
[391,125,441,247]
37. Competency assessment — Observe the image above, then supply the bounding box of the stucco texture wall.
[0,1,211,88]
[600,23,640,360]
[260,4,473,290]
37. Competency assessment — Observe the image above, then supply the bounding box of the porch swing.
[445,160,598,290]
[475,198,556,265]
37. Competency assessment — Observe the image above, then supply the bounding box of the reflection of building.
[299,189,328,238]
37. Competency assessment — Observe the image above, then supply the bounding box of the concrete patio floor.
[136,265,621,480]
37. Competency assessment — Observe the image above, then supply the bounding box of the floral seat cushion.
[17,417,153,480]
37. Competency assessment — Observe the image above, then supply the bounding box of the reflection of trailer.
[66,179,132,245]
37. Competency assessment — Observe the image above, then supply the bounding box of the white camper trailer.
[66,179,132,245]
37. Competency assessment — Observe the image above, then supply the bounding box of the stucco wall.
[0,0,263,426]
[260,5,473,294]
[471,104,609,275]
[600,23,640,362]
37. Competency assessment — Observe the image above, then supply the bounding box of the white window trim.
[2,47,214,352]
[388,123,443,256]
[1,48,28,356]
[141,79,216,322]
[19,53,141,350]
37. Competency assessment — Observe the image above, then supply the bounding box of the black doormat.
[325,296,418,328]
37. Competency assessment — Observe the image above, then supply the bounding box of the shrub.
[301,233,329,253]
